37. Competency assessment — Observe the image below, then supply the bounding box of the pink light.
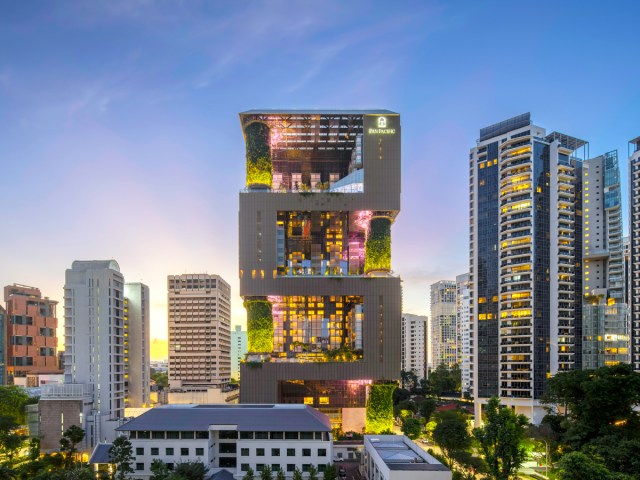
[270,128,283,147]
[355,210,373,236]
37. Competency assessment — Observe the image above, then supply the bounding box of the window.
[166,448,174,455]
[318,449,327,457]
[219,431,237,439]
[302,449,311,457]
[315,432,323,440]
[240,432,254,440]
[272,448,280,457]
[318,465,326,472]
[241,448,250,456]
[300,432,313,440]
[303,464,311,472]
[181,431,194,439]
[196,431,209,439]
[136,448,144,455]
[220,443,237,454]
[255,432,268,439]
[272,464,280,472]
[287,449,295,456]
[152,431,165,439]
[151,448,159,456]
[257,464,265,471]
[181,448,189,456]
[138,431,150,439]
[241,464,250,472]
[271,432,284,439]
[257,448,265,457]
[287,464,296,472]
[285,432,298,440]
[136,463,144,471]
[167,431,179,439]
[196,448,204,456]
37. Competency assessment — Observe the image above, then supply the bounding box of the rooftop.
[116,404,332,432]
[240,109,397,116]
[365,435,449,472]
[89,443,113,464]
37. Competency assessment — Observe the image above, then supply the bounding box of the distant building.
[456,273,472,394]
[0,306,5,385]
[4,284,59,382]
[629,135,640,371]
[168,274,231,391]
[230,325,247,381]
[401,314,427,380]
[108,404,333,479]
[429,280,457,370]
[362,435,451,480]
[124,283,151,408]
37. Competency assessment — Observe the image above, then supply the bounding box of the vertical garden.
[365,382,396,433]
[245,297,273,353]
[245,122,272,188]
[364,216,391,274]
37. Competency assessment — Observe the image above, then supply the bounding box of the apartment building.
[429,281,457,370]
[456,273,472,394]
[124,282,151,408]
[231,325,248,380]
[401,314,427,380]
[628,136,640,371]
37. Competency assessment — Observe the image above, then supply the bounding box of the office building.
[168,274,231,391]
[456,273,472,395]
[581,151,630,368]
[124,283,151,408]
[238,110,402,432]
[4,284,59,382]
[401,314,427,380]
[629,136,640,371]
[0,306,5,385]
[624,236,631,306]
[99,404,333,479]
[429,280,457,370]
[470,113,586,423]
[362,435,451,480]
[231,325,248,381]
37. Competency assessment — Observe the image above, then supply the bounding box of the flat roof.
[116,404,331,432]
[366,435,449,472]
[479,113,531,142]
[240,109,397,115]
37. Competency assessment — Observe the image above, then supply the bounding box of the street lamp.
[541,439,549,478]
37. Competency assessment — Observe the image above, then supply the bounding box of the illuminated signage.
[368,116,396,135]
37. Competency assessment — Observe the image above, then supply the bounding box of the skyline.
[1,1,639,357]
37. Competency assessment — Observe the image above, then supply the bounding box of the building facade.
[629,136,640,371]
[455,273,472,395]
[238,110,402,432]
[113,404,333,480]
[0,306,5,385]
[429,280,457,370]
[362,435,450,480]
[581,151,630,368]
[231,325,248,381]
[124,283,151,408]
[167,274,231,390]
[401,314,427,380]
[63,260,126,443]
[4,284,59,382]
[470,113,586,423]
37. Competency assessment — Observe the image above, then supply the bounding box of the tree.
[432,410,471,467]
[174,460,206,480]
[293,467,303,480]
[243,467,255,480]
[276,468,286,480]
[110,436,134,480]
[0,430,26,464]
[557,451,616,480]
[260,465,273,480]
[429,364,459,396]
[151,459,172,480]
[400,370,418,391]
[0,386,33,425]
[401,418,422,439]
[151,370,169,388]
[323,464,337,480]
[61,425,85,466]
[308,465,318,480]
[419,397,437,422]
[473,397,528,480]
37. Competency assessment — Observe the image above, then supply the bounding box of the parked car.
[338,467,347,478]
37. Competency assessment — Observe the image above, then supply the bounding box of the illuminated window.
[303,397,314,405]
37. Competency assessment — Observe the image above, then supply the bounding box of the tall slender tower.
[629,136,640,371]
[401,314,427,380]
[238,110,402,432]
[456,273,472,394]
[230,325,247,380]
[470,113,585,423]
[430,280,457,370]
[4,284,59,382]
[124,283,151,408]
[167,274,231,390]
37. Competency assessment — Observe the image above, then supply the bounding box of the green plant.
[364,217,391,273]
[245,298,273,353]
[308,465,318,480]
[366,382,397,433]
[401,417,422,439]
[260,465,273,480]
[245,122,272,187]
[243,467,255,480]
[110,436,134,480]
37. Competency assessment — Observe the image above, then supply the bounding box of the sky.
[1,0,639,360]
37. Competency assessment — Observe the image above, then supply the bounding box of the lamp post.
[541,439,549,478]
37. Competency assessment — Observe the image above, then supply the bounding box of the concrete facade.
[4,284,59,381]
[124,283,151,408]
[429,280,457,370]
[628,136,640,371]
[401,314,427,380]
[456,273,472,394]
[238,111,402,430]
[231,325,247,380]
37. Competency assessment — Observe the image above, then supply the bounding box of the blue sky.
[1,0,639,349]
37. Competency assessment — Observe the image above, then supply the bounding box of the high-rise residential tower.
[629,136,640,371]
[238,110,402,432]
[4,284,59,382]
[0,306,5,385]
[456,273,472,395]
[230,325,247,380]
[124,283,151,408]
[429,280,457,370]
[581,151,630,369]
[167,274,231,390]
[401,314,427,380]
[470,113,586,423]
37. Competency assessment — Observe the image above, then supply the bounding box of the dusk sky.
[1,1,639,359]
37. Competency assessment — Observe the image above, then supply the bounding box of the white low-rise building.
[362,435,450,480]
[111,404,333,479]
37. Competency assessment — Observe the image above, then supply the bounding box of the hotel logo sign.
[368,116,396,135]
